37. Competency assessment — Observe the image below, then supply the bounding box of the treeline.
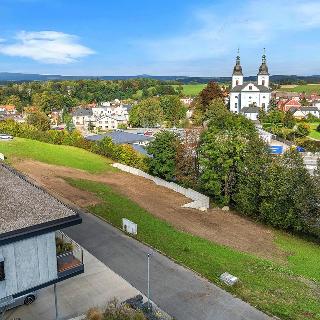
[0,119,148,170]
[0,79,182,113]
[146,83,320,237]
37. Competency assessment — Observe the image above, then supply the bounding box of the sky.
[0,0,320,76]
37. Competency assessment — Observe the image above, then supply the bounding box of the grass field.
[308,123,320,140]
[0,137,113,173]
[279,84,320,94]
[173,84,207,96]
[67,178,320,320]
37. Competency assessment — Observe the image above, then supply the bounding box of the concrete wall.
[0,232,57,299]
[112,163,209,211]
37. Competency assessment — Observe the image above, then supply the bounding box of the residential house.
[72,103,131,131]
[0,164,84,308]
[278,99,301,112]
[0,105,17,115]
[180,98,194,106]
[300,106,320,118]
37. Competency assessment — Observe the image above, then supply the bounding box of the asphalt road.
[66,212,271,320]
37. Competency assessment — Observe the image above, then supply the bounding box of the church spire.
[233,48,243,76]
[258,48,269,75]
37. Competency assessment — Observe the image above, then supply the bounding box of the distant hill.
[1,72,320,84]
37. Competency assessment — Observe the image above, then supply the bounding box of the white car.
[0,133,13,140]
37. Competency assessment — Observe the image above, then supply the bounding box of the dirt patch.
[15,160,287,262]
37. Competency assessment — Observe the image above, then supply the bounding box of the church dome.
[233,55,243,76]
[258,54,269,75]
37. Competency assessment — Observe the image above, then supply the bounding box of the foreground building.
[0,164,83,308]
[229,51,271,114]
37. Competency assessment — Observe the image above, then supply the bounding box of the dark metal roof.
[300,107,319,112]
[72,108,93,117]
[230,82,271,93]
[240,106,260,114]
[86,131,152,144]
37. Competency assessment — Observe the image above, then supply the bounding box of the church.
[229,51,271,116]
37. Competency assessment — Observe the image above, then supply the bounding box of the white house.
[240,106,260,121]
[0,164,83,308]
[229,51,271,115]
[72,103,131,131]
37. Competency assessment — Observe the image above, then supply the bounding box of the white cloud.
[0,31,94,64]
[138,0,320,64]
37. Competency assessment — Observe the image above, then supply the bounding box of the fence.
[112,163,209,211]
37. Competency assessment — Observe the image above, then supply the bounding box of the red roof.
[284,99,301,107]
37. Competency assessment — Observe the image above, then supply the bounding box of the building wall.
[0,232,57,299]
[232,75,243,88]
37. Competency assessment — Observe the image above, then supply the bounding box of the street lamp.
[147,252,153,311]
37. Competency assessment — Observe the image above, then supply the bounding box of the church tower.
[257,49,270,87]
[232,49,243,88]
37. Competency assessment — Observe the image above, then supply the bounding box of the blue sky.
[0,0,320,76]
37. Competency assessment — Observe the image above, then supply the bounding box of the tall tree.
[146,131,179,181]
[159,95,186,127]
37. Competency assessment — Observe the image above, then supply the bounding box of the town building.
[0,164,84,308]
[229,51,271,115]
[278,99,301,112]
[72,103,131,131]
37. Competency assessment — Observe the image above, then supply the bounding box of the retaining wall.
[112,163,209,211]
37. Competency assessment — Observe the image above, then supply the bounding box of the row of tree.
[146,83,320,237]
[0,79,183,113]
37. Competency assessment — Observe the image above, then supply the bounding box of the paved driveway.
[5,250,142,320]
[65,212,271,320]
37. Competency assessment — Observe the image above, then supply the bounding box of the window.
[0,259,5,281]
[263,96,266,99]
[235,103,238,109]
[236,80,239,86]
[249,86,252,90]
[262,103,266,108]
[262,80,265,86]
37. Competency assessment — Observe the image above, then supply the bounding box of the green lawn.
[0,137,114,173]
[308,123,320,140]
[279,84,320,94]
[174,84,207,96]
[66,178,320,320]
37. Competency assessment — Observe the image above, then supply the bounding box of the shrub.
[317,124,320,132]
[0,119,148,171]
[86,307,103,320]
[296,123,311,137]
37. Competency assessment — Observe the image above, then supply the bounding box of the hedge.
[0,119,148,171]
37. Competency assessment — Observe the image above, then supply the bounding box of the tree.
[129,98,163,127]
[26,111,51,131]
[283,111,296,129]
[232,137,271,216]
[146,131,179,181]
[296,123,310,137]
[317,124,320,132]
[198,82,224,107]
[259,150,318,232]
[159,95,186,127]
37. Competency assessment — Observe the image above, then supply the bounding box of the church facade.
[229,52,271,114]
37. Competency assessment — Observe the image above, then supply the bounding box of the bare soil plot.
[15,160,287,262]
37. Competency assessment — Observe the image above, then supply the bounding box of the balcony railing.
[56,231,84,279]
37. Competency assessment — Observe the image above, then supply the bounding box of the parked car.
[0,292,37,312]
[0,133,13,140]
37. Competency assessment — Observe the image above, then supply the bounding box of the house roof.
[0,164,81,241]
[240,106,260,114]
[86,131,152,144]
[284,99,301,106]
[0,105,16,111]
[72,108,93,117]
[300,106,319,112]
[230,82,271,93]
